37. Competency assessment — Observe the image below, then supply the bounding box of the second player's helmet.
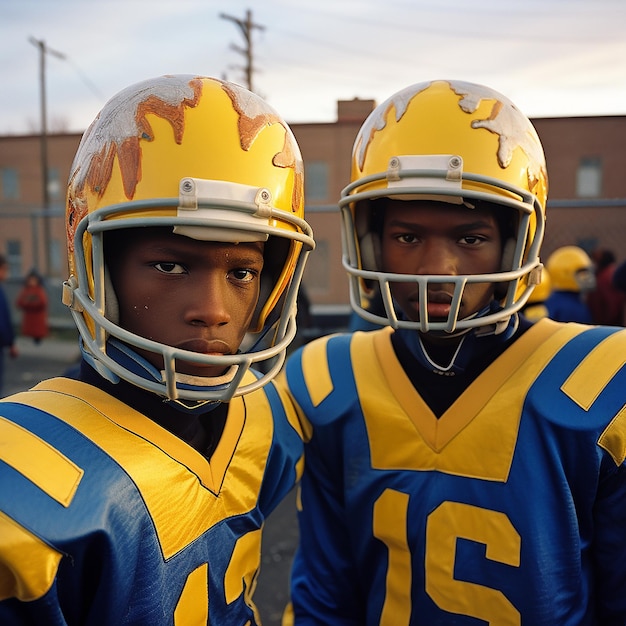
[546,246,596,293]
[64,74,314,403]
[340,79,548,333]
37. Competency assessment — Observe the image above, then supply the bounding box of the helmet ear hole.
[99,230,123,326]
[494,237,517,299]
[500,237,517,273]
[355,198,386,274]
[251,236,292,332]
[104,267,119,325]
[359,232,380,271]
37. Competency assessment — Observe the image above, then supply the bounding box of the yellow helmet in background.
[339,79,548,334]
[64,74,314,402]
[546,246,596,293]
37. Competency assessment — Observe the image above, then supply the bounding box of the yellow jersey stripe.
[0,415,83,507]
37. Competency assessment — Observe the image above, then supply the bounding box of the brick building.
[1,101,625,326]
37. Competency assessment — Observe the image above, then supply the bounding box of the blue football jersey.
[284,318,626,625]
[0,375,303,625]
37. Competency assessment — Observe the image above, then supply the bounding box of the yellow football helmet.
[339,79,548,333]
[546,246,596,293]
[63,75,314,402]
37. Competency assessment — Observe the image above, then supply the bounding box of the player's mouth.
[177,338,232,356]
[170,338,234,377]
[410,290,456,320]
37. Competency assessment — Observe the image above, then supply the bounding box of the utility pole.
[29,37,65,276]
[219,9,265,92]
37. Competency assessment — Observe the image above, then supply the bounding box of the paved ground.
[2,334,298,625]
[256,489,299,625]
[4,335,81,396]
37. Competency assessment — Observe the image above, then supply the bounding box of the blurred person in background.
[614,258,626,294]
[588,248,625,326]
[544,245,595,323]
[15,269,49,344]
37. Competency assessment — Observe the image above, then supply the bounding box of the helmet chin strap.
[163,367,238,414]
[80,337,239,414]
[397,302,519,376]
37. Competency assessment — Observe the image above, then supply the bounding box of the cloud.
[1,0,625,135]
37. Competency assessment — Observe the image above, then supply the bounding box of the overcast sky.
[1,0,625,135]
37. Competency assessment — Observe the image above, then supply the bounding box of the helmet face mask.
[63,75,314,403]
[340,80,548,335]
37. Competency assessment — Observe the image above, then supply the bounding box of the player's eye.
[230,268,257,283]
[153,262,186,274]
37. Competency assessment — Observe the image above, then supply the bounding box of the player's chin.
[175,360,233,380]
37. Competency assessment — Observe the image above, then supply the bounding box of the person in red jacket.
[16,269,49,344]
[588,249,625,326]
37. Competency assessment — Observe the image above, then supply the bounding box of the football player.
[283,80,626,624]
[0,75,314,624]
[544,245,595,323]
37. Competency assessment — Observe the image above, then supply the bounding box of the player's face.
[108,228,263,377]
[380,200,502,325]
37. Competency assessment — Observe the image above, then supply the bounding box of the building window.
[305,161,329,202]
[6,239,21,278]
[576,157,602,198]
[47,167,62,202]
[305,239,329,291]
[1,168,20,200]
[49,238,62,275]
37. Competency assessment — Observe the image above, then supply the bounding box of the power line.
[63,57,106,102]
